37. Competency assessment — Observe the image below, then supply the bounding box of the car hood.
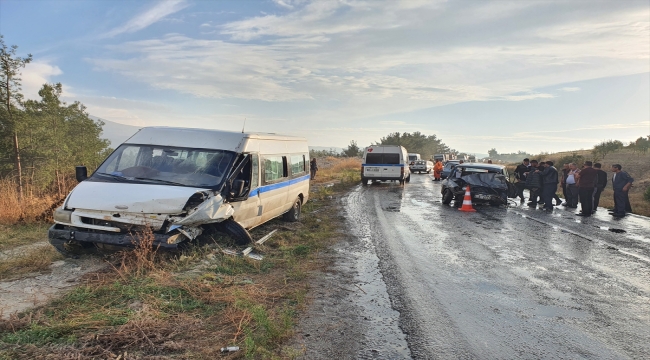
[462,173,508,190]
[66,181,210,214]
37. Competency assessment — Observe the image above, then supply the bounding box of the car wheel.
[283,197,302,222]
[442,189,454,204]
[361,177,368,186]
[454,193,464,207]
[406,174,411,183]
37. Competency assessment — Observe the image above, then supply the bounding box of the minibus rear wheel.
[283,197,302,222]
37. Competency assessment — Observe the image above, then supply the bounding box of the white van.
[361,145,411,185]
[49,127,310,253]
[408,153,421,166]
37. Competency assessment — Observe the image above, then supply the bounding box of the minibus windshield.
[94,144,235,188]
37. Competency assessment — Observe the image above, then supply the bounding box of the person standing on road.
[593,163,608,212]
[538,161,559,212]
[565,163,580,208]
[610,164,634,218]
[536,161,546,205]
[575,161,598,216]
[560,163,570,204]
[514,158,530,202]
[526,160,542,207]
[433,160,443,181]
[310,158,318,180]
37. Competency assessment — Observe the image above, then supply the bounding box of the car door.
[231,153,262,229]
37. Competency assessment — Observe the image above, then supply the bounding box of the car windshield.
[94,144,235,188]
[415,160,426,165]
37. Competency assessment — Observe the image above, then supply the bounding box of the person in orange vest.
[433,160,443,181]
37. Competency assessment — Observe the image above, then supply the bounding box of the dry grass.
[0,179,352,359]
[0,245,63,280]
[0,179,66,225]
[0,224,49,252]
[311,156,362,185]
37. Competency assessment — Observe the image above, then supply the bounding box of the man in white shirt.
[564,163,580,208]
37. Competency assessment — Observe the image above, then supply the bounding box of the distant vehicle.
[411,160,433,173]
[49,127,310,253]
[433,154,446,162]
[440,163,516,207]
[440,160,461,179]
[468,155,476,163]
[408,153,421,166]
[362,145,411,185]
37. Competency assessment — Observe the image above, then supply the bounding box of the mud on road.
[294,174,650,359]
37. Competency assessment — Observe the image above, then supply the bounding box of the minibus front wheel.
[218,219,253,245]
[283,197,302,222]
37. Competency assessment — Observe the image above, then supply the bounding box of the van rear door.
[363,147,402,180]
[381,151,401,179]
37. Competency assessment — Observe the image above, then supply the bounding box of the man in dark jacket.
[539,161,559,211]
[611,164,633,217]
[526,160,542,207]
[514,158,530,202]
[592,163,608,211]
[576,161,598,216]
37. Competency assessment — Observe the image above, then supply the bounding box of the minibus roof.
[125,127,305,150]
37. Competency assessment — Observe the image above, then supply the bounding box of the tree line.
[0,36,110,199]
[311,132,454,160]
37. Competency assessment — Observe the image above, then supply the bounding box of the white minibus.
[361,145,411,185]
[49,127,310,252]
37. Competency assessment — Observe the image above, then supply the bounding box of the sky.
[1,0,649,155]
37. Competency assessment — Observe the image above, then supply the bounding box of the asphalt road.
[335,173,650,359]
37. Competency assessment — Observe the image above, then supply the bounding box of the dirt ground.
[0,254,106,319]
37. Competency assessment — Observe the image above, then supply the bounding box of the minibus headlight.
[54,208,73,224]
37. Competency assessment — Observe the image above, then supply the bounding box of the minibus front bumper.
[48,224,184,249]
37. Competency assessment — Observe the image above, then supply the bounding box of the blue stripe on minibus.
[362,164,403,167]
[250,174,310,196]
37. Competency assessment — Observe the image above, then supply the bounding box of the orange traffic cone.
[459,185,476,212]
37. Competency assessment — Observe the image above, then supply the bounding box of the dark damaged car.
[441,163,516,206]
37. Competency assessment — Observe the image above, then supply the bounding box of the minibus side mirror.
[76,166,88,182]
[232,179,246,197]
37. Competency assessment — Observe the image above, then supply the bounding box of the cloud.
[89,0,649,123]
[558,87,581,92]
[103,0,189,38]
[21,61,64,100]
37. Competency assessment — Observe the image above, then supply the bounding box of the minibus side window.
[263,156,286,184]
[290,155,306,177]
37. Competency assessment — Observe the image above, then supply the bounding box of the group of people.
[514,158,634,217]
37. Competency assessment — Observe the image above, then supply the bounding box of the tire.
[405,173,411,183]
[283,197,302,222]
[219,218,253,245]
[442,189,454,204]
[49,238,94,258]
[361,177,368,186]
